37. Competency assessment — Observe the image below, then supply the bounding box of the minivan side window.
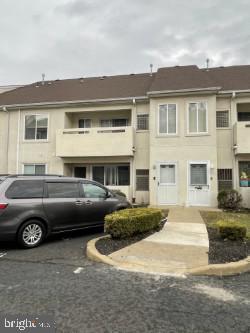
[47,182,79,198]
[6,180,44,199]
[82,183,107,199]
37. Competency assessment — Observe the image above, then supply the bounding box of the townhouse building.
[0,65,250,207]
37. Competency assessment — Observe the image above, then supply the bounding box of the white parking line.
[0,253,7,258]
[73,267,84,274]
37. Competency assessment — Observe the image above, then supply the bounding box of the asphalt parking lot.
[0,228,249,333]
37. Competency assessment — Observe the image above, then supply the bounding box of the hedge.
[216,220,247,241]
[217,190,242,210]
[105,208,163,239]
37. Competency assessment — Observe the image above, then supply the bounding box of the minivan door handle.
[85,200,93,205]
[75,200,84,206]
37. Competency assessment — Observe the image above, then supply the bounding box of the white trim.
[23,113,49,142]
[1,96,149,109]
[148,87,220,95]
[157,103,178,136]
[187,101,208,135]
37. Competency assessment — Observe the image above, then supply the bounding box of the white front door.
[188,161,210,206]
[158,163,178,205]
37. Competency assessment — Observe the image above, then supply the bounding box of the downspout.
[131,98,137,203]
[231,92,237,190]
[16,108,21,174]
[6,108,10,172]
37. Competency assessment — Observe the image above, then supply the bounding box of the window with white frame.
[78,119,91,128]
[216,111,229,128]
[188,102,207,134]
[158,104,177,135]
[23,164,46,175]
[25,115,48,140]
[137,114,149,130]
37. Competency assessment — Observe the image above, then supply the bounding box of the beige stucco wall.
[0,111,8,173]
[149,94,218,207]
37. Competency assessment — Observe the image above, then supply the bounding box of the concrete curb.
[86,235,250,277]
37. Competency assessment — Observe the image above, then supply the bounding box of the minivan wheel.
[17,220,45,248]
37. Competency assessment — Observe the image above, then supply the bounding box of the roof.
[149,65,217,93]
[202,65,250,91]
[1,65,250,107]
[0,73,154,107]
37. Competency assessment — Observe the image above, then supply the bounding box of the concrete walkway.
[109,207,209,275]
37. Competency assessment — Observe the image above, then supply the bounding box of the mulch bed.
[96,219,166,256]
[206,226,250,264]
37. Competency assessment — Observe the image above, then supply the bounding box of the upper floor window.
[100,119,128,127]
[137,114,149,130]
[188,102,207,134]
[25,115,48,140]
[79,119,91,128]
[216,110,229,128]
[158,104,177,135]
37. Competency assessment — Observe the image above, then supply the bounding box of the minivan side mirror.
[106,191,112,199]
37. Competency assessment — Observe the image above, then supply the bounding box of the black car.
[0,175,131,248]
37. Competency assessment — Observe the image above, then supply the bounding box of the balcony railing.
[233,121,250,154]
[56,126,135,157]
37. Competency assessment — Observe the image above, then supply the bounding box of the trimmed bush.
[216,220,247,240]
[111,189,126,198]
[217,190,242,210]
[105,208,163,239]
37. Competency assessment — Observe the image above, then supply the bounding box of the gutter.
[148,87,221,97]
[0,96,149,110]
[218,89,250,95]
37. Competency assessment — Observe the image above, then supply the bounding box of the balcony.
[56,126,135,157]
[233,122,250,154]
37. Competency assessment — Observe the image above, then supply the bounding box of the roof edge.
[0,96,149,110]
[148,87,221,96]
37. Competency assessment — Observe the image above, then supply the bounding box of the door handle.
[75,200,84,205]
[85,200,93,205]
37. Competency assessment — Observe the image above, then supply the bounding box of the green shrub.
[217,190,242,210]
[216,220,247,240]
[111,189,126,197]
[105,208,163,239]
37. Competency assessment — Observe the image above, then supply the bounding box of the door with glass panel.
[157,163,177,205]
[188,162,210,206]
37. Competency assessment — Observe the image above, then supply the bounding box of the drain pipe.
[16,108,21,174]
[231,91,237,189]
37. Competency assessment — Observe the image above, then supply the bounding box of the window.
[190,164,207,185]
[136,170,149,191]
[78,119,91,128]
[188,102,207,133]
[92,165,130,186]
[238,112,250,121]
[217,169,232,191]
[82,183,107,199]
[137,114,149,130]
[25,115,48,140]
[160,165,175,184]
[47,182,79,198]
[23,164,46,175]
[216,111,229,128]
[159,104,177,134]
[239,161,250,187]
[6,180,44,199]
[100,119,128,127]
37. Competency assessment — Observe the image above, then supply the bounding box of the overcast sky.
[1,0,250,85]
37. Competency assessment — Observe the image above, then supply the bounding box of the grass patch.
[200,211,250,239]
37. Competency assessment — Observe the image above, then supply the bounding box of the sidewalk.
[108,207,209,275]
